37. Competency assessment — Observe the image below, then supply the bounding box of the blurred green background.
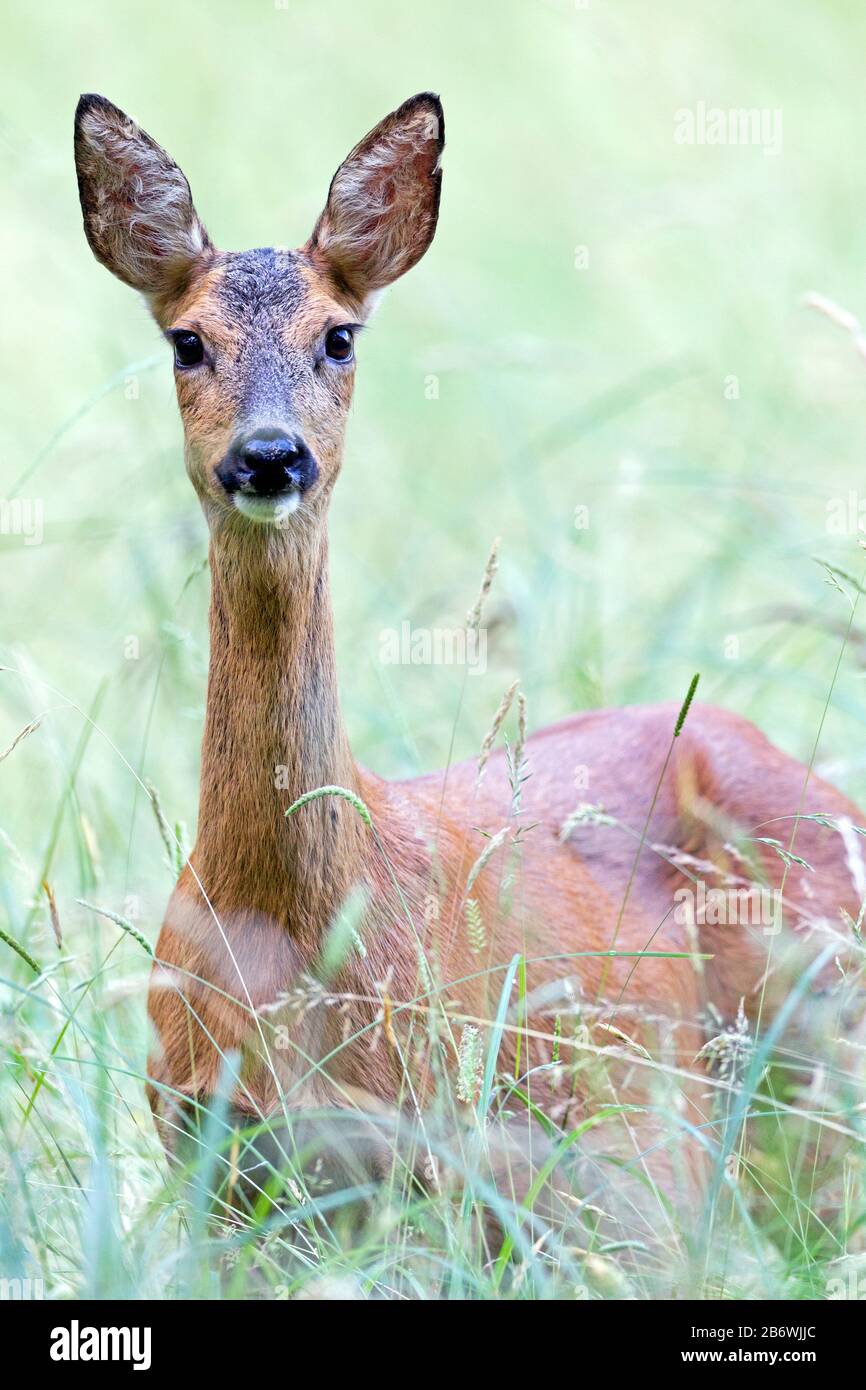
[3,0,866,952]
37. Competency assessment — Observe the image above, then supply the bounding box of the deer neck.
[194,521,367,931]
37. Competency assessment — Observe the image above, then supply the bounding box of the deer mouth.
[232,491,303,526]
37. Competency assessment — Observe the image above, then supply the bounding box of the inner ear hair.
[307,92,444,304]
[74,93,212,308]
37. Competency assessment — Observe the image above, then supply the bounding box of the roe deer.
[75,92,863,1216]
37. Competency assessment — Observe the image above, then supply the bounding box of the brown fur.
[75,94,864,1209]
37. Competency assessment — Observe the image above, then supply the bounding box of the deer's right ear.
[305,93,444,308]
[74,94,212,310]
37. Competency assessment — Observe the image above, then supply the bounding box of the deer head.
[74,93,443,534]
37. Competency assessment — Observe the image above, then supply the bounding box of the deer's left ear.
[306,93,444,305]
[74,93,212,311]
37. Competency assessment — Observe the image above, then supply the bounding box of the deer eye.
[173,331,204,368]
[324,326,354,363]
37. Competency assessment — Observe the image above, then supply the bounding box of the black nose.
[217,431,318,498]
